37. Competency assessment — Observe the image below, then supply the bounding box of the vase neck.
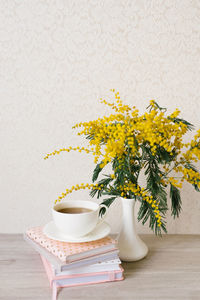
[120,197,137,235]
[120,197,135,208]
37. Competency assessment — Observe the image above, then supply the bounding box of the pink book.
[41,255,124,300]
[26,227,117,263]
[24,232,119,272]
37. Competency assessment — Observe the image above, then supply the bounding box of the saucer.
[43,221,111,243]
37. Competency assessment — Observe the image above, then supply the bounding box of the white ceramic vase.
[117,197,148,262]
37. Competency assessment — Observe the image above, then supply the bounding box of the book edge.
[26,227,116,263]
[43,256,123,281]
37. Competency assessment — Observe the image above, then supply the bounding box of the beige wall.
[1,0,200,233]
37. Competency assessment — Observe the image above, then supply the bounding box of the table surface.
[0,234,200,300]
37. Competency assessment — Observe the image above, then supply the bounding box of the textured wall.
[1,0,200,233]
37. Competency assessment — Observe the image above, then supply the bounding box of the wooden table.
[0,234,200,300]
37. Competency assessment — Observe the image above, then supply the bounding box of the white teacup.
[52,200,107,237]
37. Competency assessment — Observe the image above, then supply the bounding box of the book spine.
[54,269,124,288]
[59,250,119,273]
[67,244,117,263]
[65,247,118,264]
[54,268,123,280]
[52,282,57,300]
[40,255,54,286]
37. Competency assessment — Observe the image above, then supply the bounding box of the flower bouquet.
[45,90,200,235]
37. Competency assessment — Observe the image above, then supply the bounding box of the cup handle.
[97,204,108,226]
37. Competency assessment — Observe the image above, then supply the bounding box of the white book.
[55,258,122,276]
[41,255,124,293]
[55,271,124,287]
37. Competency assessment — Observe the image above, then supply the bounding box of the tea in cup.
[52,200,107,237]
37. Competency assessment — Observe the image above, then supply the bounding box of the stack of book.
[24,227,123,299]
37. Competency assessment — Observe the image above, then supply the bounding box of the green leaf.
[156,146,177,164]
[103,185,122,197]
[159,221,167,234]
[85,133,95,140]
[137,200,149,224]
[170,183,182,218]
[89,188,98,198]
[170,117,194,131]
[133,135,139,151]
[99,196,116,216]
[137,198,167,236]
[146,101,167,112]
[90,177,113,199]
[92,162,103,182]
[140,151,168,234]
[192,181,200,192]
[97,178,113,186]
[184,163,200,192]
[184,162,198,172]
[145,162,163,196]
